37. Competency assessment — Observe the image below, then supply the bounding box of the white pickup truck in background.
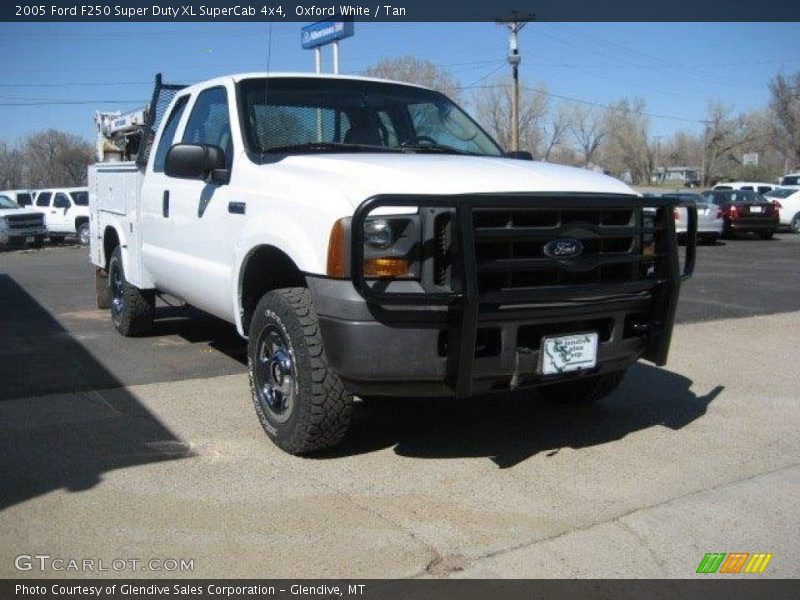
[34,187,91,244]
[0,193,47,248]
[89,73,696,455]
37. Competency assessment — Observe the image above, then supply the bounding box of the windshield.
[764,188,796,199]
[0,195,20,209]
[70,190,88,206]
[239,77,504,157]
[708,190,765,204]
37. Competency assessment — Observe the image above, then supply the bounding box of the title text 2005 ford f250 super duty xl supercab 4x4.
[89,73,697,455]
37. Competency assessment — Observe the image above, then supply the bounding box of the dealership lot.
[1,236,799,578]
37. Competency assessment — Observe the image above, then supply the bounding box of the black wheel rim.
[110,262,124,316]
[792,216,800,233]
[254,325,295,423]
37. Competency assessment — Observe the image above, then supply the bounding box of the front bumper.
[0,228,46,246]
[314,193,697,398]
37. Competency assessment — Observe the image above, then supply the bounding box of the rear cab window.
[70,191,88,206]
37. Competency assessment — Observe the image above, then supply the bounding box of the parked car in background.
[662,192,723,244]
[702,189,779,239]
[712,181,777,195]
[0,189,36,208]
[33,187,90,245]
[763,187,800,233]
[779,172,799,186]
[0,193,47,248]
[712,181,777,194]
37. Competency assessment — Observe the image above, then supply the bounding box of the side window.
[740,186,753,191]
[182,87,233,168]
[153,96,189,173]
[757,186,770,194]
[53,193,71,209]
[36,192,51,207]
[18,193,32,206]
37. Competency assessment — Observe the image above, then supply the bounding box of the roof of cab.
[178,72,434,94]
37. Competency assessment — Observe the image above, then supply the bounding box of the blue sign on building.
[301,20,355,49]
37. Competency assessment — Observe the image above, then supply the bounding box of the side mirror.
[165,144,229,185]
[506,150,533,161]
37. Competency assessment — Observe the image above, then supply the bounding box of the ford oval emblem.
[543,238,584,259]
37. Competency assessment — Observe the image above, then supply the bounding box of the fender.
[102,222,130,273]
[231,211,329,336]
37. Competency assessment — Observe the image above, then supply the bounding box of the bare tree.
[568,105,605,166]
[474,80,550,156]
[769,71,800,171]
[0,142,24,189]
[540,104,571,162]
[601,98,653,184]
[363,56,461,101]
[21,129,94,188]
[701,102,764,185]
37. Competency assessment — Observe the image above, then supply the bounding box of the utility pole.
[498,12,534,153]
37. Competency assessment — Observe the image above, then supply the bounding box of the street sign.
[301,20,354,49]
[743,152,759,166]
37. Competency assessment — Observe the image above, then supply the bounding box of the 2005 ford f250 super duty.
[89,73,697,454]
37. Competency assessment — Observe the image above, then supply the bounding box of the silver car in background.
[663,192,724,244]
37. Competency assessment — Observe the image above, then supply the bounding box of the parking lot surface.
[1,235,799,578]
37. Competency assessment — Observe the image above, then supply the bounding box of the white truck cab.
[34,187,91,244]
[90,73,696,454]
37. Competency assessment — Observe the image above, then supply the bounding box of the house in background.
[651,166,701,187]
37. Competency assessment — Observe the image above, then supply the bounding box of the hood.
[263,153,637,209]
[0,206,43,217]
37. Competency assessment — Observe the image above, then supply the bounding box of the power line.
[461,82,705,124]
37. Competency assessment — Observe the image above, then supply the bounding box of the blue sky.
[1,22,798,144]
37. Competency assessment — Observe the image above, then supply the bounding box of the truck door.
[167,85,237,319]
[34,191,53,231]
[140,94,190,296]
[51,192,73,233]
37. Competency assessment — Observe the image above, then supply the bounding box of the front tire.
[790,213,800,234]
[248,288,353,455]
[537,369,627,405]
[108,246,154,336]
[77,222,90,246]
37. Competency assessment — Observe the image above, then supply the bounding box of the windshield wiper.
[262,142,398,154]
[398,141,472,155]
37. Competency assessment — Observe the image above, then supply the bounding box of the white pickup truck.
[90,73,696,454]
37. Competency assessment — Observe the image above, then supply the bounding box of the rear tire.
[108,246,154,336]
[49,234,65,244]
[248,288,353,455]
[537,369,627,405]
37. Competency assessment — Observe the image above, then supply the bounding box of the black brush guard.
[351,193,697,398]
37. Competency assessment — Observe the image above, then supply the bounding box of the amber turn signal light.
[326,219,347,278]
[364,258,411,278]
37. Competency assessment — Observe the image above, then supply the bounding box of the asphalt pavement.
[0,235,798,578]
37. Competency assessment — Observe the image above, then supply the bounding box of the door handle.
[162,191,169,218]
[228,201,246,215]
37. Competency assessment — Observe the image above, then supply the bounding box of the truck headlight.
[364,219,394,249]
[327,215,421,280]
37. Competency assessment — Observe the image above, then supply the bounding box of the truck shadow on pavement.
[325,368,723,469]
[0,275,194,511]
